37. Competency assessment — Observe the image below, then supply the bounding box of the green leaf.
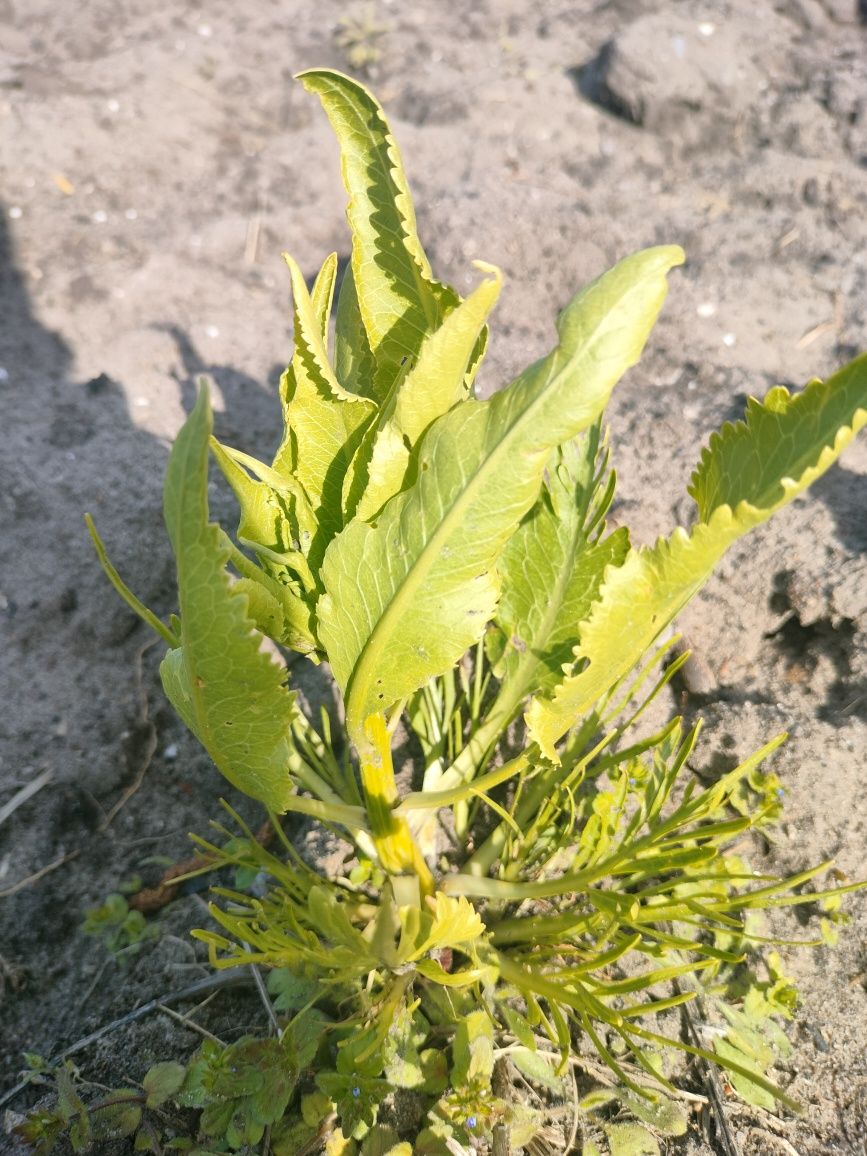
[414,957,496,988]
[579,1089,619,1113]
[272,1116,319,1156]
[714,1038,777,1110]
[452,1010,495,1087]
[604,1123,660,1156]
[407,892,485,959]
[286,1007,332,1069]
[335,262,377,399]
[308,885,377,959]
[509,1047,564,1092]
[143,1061,187,1108]
[383,1039,424,1090]
[231,577,286,641]
[620,1091,688,1137]
[298,69,460,402]
[86,514,178,647]
[267,968,321,1012]
[359,1128,409,1156]
[419,1049,449,1096]
[501,1006,536,1051]
[415,1125,456,1155]
[528,353,867,758]
[349,264,502,521]
[272,253,376,566]
[316,1072,390,1136]
[494,435,629,707]
[210,438,315,572]
[319,246,683,735]
[159,385,300,811]
[690,354,867,517]
[91,1093,143,1141]
[301,1091,333,1128]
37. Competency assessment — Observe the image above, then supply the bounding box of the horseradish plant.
[90,69,867,1150]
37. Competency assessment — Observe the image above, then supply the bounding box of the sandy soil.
[1,1,866,1152]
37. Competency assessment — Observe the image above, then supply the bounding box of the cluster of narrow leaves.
[85,66,867,1150]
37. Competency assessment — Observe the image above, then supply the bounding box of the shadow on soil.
[0,207,343,1106]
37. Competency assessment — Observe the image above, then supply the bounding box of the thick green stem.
[354,713,433,895]
[398,753,529,813]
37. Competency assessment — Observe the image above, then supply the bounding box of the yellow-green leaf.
[160,385,299,810]
[411,892,485,958]
[350,263,502,521]
[493,433,629,711]
[272,252,376,565]
[298,68,460,402]
[527,353,867,759]
[318,246,683,737]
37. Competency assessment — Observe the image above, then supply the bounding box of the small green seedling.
[80,892,159,963]
[85,68,867,1150]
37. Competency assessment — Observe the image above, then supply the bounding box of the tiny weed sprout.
[73,68,867,1153]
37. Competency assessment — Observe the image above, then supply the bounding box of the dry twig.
[0,767,54,828]
[0,849,80,899]
[0,972,252,1112]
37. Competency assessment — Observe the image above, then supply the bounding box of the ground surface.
[1,1,866,1152]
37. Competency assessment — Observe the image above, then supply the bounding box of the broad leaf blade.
[528,354,867,758]
[318,246,683,733]
[393,262,502,442]
[334,262,377,398]
[351,263,502,521]
[272,252,375,565]
[298,68,460,401]
[493,435,630,704]
[207,439,318,649]
[160,386,299,811]
[210,438,315,570]
[690,353,867,517]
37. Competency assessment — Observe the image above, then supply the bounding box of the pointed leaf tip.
[528,350,867,760]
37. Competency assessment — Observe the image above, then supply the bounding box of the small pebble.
[106,98,120,112]
[696,301,716,318]
[124,208,138,220]
[0,367,9,382]
[92,210,108,223]
[134,397,150,407]
[9,206,22,219]
[164,744,179,761]
[722,332,736,347]
[205,324,220,338]
[698,21,716,36]
[197,23,212,37]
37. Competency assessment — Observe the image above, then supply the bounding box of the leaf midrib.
[342,304,617,731]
